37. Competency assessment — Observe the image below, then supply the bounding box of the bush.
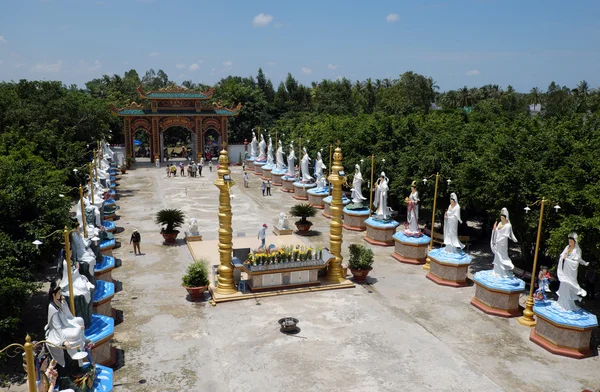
[181,260,210,287]
[155,209,185,233]
[289,203,317,224]
[348,244,374,270]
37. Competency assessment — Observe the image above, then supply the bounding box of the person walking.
[166,165,171,178]
[130,229,142,255]
[244,172,249,188]
[266,180,271,196]
[170,164,177,177]
[258,223,267,249]
[198,162,203,177]
[180,162,185,177]
[208,160,213,172]
[261,180,266,196]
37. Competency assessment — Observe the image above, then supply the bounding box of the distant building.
[430,103,443,111]
[529,104,542,115]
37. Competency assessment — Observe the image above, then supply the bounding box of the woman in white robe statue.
[373,172,392,220]
[300,147,313,182]
[351,164,367,205]
[491,208,518,278]
[443,193,464,252]
[60,259,95,328]
[257,134,267,162]
[286,143,296,177]
[266,136,274,166]
[556,233,589,311]
[276,140,287,171]
[406,181,420,234]
[250,131,258,159]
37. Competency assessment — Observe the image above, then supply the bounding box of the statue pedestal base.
[94,365,114,391]
[391,232,430,264]
[364,217,400,246]
[342,207,370,231]
[245,159,255,171]
[530,300,598,359]
[85,314,115,366]
[307,187,329,208]
[323,196,350,219]
[426,248,472,287]
[94,255,115,282]
[103,220,116,233]
[185,231,203,242]
[92,280,115,318]
[99,238,116,253]
[471,270,525,317]
[293,182,316,200]
[281,177,296,192]
[271,171,285,186]
[261,166,273,180]
[273,225,293,236]
[253,161,267,176]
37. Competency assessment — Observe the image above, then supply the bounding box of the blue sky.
[0,0,599,92]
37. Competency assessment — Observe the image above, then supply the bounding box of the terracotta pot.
[161,230,180,244]
[295,222,313,234]
[350,267,372,283]
[120,168,126,174]
[185,286,207,300]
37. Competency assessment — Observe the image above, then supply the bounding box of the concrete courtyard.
[106,159,598,392]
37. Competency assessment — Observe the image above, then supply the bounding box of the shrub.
[155,209,185,233]
[289,203,317,224]
[181,260,210,287]
[348,244,374,270]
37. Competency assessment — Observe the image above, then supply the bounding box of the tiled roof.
[115,109,238,116]
[145,92,210,99]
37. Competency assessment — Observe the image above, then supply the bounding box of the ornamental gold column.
[213,148,237,294]
[326,146,346,283]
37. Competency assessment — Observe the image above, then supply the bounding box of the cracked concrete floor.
[105,161,598,392]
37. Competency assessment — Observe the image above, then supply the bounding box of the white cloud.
[124,61,129,65]
[223,60,233,67]
[267,61,277,66]
[0,36,7,43]
[149,51,159,57]
[196,59,205,64]
[31,60,64,73]
[15,63,26,69]
[252,13,273,27]
[301,67,312,75]
[178,73,186,79]
[386,13,399,23]
[328,64,338,70]
[189,63,200,72]
[465,69,481,76]
[176,63,186,69]
[89,60,101,71]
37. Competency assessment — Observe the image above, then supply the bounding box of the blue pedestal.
[93,280,115,304]
[471,270,526,317]
[85,314,114,343]
[103,220,116,232]
[109,189,115,196]
[426,248,472,287]
[93,364,114,392]
[103,198,116,206]
[533,300,598,328]
[473,270,525,292]
[343,206,370,216]
[95,256,115,274]
[271,168,287,175]
[364,217,400,246]
[323,195,350,205]
[307,187,329,196]
[427,247,472,265]
[393,231,431,245]
[391,232,431,264]
[100,238,116,251]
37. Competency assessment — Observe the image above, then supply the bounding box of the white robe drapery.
[276,141,287,171]
[301,150,313,182]
[250,133,258,159]
[351,167,367,204]
[491,221,517,278]
[45,301,86,368]
[257,136,267,161]
[286,147,296,177]
[556,245,588,311]
[374,176,392,219]
[406,191,419,233]
[443,204,464,249]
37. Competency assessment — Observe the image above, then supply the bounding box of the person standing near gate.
[266,180,271,196]
[258,223,267,249]
[244,172,249,188]
[130,229,142,255]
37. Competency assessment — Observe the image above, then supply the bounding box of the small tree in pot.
[290,203,317,235]
[155,208,185,244]
[348,244,374,282]
[182,259,210,299]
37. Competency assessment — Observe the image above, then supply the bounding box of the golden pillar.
[79,185,87,238]
[89,163,95,205]
[63,226,76,315]
[326,146,346,283]
[213,148,237,294]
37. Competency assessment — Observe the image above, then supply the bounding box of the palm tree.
[459,86,471,107]
[576,80,590,97]
[529,87,541,111]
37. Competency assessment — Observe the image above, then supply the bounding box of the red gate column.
[197,117,203,162]
[124,117,132,158]
[152,117,159,163]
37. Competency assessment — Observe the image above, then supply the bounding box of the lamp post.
[79,185,87,238]
[368,155,375,215]
[89,163,95,205]
[518,198,561,327]
[0,336,41,392]
[213,145,237,295]
[326,145,346,283]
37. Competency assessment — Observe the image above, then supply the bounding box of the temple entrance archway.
[133,129,151,162]
[160,125,195,162]
[203,128,221,160]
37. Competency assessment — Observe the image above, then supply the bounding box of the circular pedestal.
[92,280,115,318]
[471,270,525,317]
[323,196,350,219]
[281,177,296,193]
[392,232,431,264]
[94,255,115,282]
[253,161,267,176]
[293,182,317,200]
[85,314,115,366]
[364,217,400,246]
[426,248,472,287]
[261,166,273,180]
[245,158,255,171]
[530,300,598,359]
[271,170,285,186]
[342,207,370,231]
[307,187,329,208]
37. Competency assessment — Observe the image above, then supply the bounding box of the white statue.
[406,181,420,234]
[316,176,328,191]
[443,193,464,252]
[278,212,290,230]
[189,218,199,235]
[276,140,287,171]
[491,208,518,278]
[556,233,589,311]
[351,164,367,205]
[286,143,296,177]
[60,259,94,327]
[250,131,258,159]
[266,136,274,166]
[257,133,267,162]
[300,147,313,182]
[46,281,87,368]
[70,229,97,274]
[314,151,326,179]
[374,172,392,220]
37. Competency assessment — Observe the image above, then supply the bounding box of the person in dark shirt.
[130,229,141,255]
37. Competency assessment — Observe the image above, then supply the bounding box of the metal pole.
[89,163,95,205]
[63,227,76,315]
[369,155,374,215]
[423,173,439,270]
[79,185,87,238]
[24,336,37,392]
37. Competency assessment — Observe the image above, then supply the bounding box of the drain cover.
[278,317,299,334]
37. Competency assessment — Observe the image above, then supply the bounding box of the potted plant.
[182,259,210,299]
[238,152,243,166]
[120,163,127,174]
[290,203,317,234]
[126,156,134,169]
[348,244,374,282]
[155,208,185,244]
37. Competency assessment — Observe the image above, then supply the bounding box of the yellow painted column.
[213,148,237,294]
[326,146,346,283]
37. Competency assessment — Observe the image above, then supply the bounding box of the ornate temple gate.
[113,85,241,163]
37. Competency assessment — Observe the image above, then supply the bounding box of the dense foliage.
[1,67,599,342]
